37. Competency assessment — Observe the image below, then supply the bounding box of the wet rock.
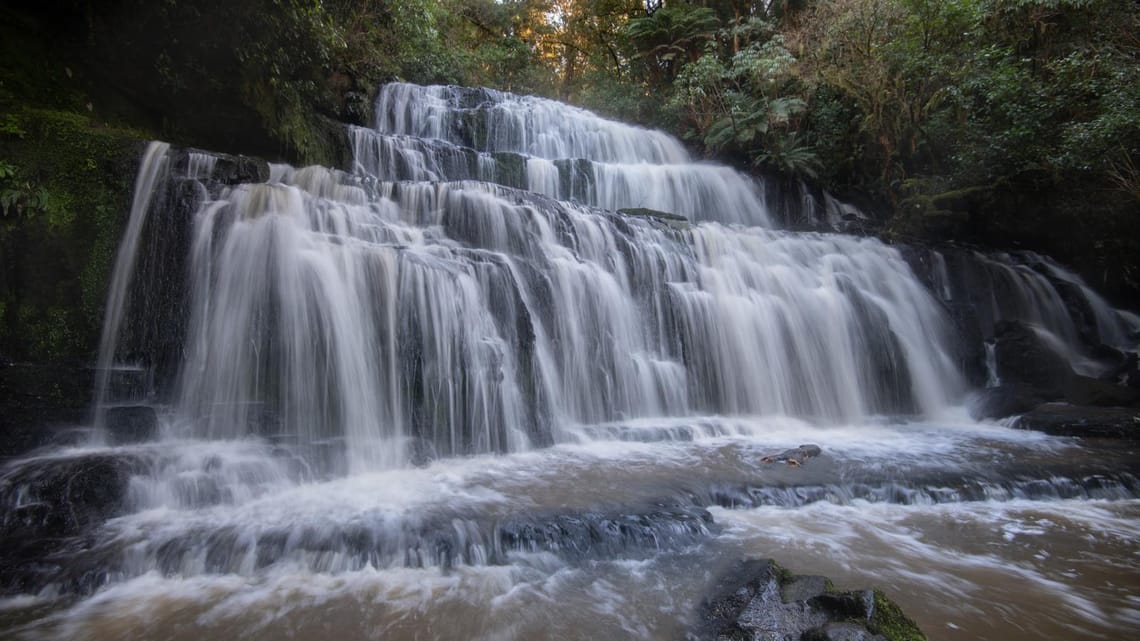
[992,320,1074,400]
[1067,374,1139,406]
[0,453,145,540]
[968,384,1043,420]
[209,153,270,184]
[803,623,887,641]
[760,444,822,467]
[1089,345,1140,389]
[1014,403,1139,440]
[103,405,158,444]
[695,559,925,641]
[0,452,148,594]
[498,504,715,563]
[781,575,830,603]
[0,362,94,460]
[989,321,1138,412]
[618,207,688,223]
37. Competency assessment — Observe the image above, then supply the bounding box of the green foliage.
[2,0,1137,318]
[0,107,142,362]
[661,15,818,177]
[628,4,719,66]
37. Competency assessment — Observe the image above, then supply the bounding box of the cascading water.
[91,141,171,428]
[352,83,772,226]
[914,245,1140,378]
[1,84,1138,641]
[182,176,965,460]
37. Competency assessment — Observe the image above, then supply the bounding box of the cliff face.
[0,110,144,364]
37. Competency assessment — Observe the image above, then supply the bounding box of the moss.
[0,107,145,362]
[867,590,927,641]
[771,560,795,586]
[492,152,528,189]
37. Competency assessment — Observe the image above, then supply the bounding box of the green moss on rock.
[0,107,146,362]
[868,590,927,641]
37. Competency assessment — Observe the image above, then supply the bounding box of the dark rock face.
[992,320,1074,400]
[103,405,158,444]
[968,384,1044,421]
[206,153,271,185]
[0,453,144,539]
[758,172,880,236]
[0,362,94,460]
[1015,403,1139,440]
[991,320,1139,408]
[695,559,924,641]
[0,451,148,594]
[1067,373,1139,406]
[894,245,988,386]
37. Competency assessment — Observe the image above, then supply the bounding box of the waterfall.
[7,84,1140,641]
[90,84,1140,475]
[76,85,976,472]
[92,141,170,427]
[352,83,772,226]
[921,247,1140,377]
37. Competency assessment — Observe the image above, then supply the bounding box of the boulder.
[967,384,1043,421]
[1014,403,1139,440]
[1066,374,1139,407]
[992,320,1074,400]
[0,451,148,594]
[209,153,270,185]
[760,444,823,467]
[803,623,887,641]
[695,558,925,641]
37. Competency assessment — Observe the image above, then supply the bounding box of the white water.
[354,83,772,226]
[3,84,1139,641]
[167,173,964,469]
[91,141,170,427]
[935,248,1140,377]
[4,419,1137,641]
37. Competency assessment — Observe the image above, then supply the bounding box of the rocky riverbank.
[695,558,924,641]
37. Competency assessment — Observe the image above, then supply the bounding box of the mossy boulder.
[696,558,926,641]
[0,107,147,363]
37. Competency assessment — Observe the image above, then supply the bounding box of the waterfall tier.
[92,84,1138,473]
[167,174,963,470]
[351,83,772,226]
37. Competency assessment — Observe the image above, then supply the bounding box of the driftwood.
[760,444,822,467]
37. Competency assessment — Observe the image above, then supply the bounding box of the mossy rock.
[492,152,528,189]
[867,590,926,641]
[0,107,147,362]
[698,559,927,641]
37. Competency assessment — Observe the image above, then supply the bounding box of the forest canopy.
[2,0,1139,299]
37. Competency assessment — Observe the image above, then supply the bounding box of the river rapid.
[3,415,1137,640]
